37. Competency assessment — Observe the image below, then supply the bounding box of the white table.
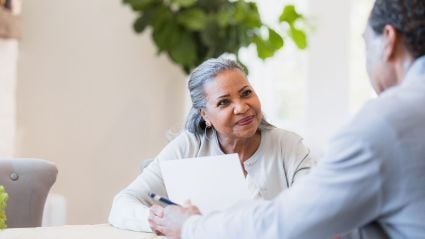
[0,224,166,239]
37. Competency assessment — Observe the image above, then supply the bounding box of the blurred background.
[0,0,375,225]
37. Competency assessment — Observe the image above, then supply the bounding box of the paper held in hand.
[159,154,251,214]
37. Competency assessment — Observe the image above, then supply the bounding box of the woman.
[108,58,314,232]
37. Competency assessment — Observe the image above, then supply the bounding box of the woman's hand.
[148,204,165,235]
[150,201,201,239]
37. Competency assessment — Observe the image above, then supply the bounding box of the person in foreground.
[108,58,314,232]
[149,0,425,238]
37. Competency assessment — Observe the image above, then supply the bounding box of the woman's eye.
[217,99,230,107]
[241,89,252,97]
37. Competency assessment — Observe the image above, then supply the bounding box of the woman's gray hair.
[185,57,274,139]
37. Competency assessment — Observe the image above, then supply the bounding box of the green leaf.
[133,14,149,33]
[289,25,307,49]
[222,27,240,53]
[200,18,222,50]
[133,5,162,33]
[152,20,180,52]
[171,0,197,8]
[168,32,197,73]
[279,5,302,24]
[177,8,208,31]
[252,28,284,60]
[150,5,173,29]
[237,27,251,47]
[234,1,261,28]
[268,28,284,50]
[253,35,275,60]
[197,0,227,11]
[216,6,234,27]
[123,0,156,11]
[243,2,261,28]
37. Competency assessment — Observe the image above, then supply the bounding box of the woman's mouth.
[236,116,255,126]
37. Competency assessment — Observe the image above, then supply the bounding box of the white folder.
[160,154,251,213]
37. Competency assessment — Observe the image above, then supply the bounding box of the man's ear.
[382,25,398,61]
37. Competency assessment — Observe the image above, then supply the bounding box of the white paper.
[160,154,251,214]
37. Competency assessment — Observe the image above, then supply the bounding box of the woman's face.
[200,69,262,140]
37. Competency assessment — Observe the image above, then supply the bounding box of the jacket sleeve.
[182,131,383,239]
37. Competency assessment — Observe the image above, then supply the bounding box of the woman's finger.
[148,220,165,236]
[150,204,164,217]
[149,211,166,226]
[154,224,176,237]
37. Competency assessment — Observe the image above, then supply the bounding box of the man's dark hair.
[369,0,425,58]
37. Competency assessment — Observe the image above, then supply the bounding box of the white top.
[108,127,313,232]
[181,56,425,239]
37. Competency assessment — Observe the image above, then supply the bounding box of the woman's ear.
[199,109,208,122]
[199,109,211,127]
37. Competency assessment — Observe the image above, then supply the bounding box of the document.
[160,154,251,213]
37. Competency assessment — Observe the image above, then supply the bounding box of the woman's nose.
[233,101,248,114]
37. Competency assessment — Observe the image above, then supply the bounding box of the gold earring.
[206,121,211,128]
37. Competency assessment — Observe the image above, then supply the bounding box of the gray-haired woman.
[109,58,314,233]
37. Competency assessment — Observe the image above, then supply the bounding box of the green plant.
[123,0,308,73]
[0,185,7,229]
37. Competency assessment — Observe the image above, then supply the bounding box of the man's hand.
[149,201,201,239]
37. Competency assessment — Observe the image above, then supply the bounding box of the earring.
[206,121,211,128]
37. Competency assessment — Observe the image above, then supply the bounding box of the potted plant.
[0,185,8,229]
[123,0,308,73]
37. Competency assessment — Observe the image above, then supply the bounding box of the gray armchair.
[0,158,58,228]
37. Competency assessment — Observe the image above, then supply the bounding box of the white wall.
[305,0,351,155]
[16,0,186,224]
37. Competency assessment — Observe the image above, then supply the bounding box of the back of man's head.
[369,0,425,59]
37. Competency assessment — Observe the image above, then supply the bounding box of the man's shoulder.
[357,85,424,126]
[339,85,425,148]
